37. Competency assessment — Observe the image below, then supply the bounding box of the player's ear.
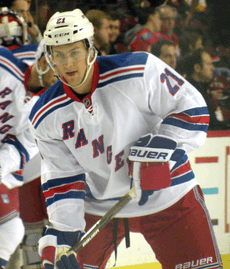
[194,63,201,73]
[38,55,49,71]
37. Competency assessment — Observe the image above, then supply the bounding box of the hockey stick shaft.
[70,186,136,254]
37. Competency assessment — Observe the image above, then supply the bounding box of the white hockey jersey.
[29,52,209,232]
[0,47,39,189]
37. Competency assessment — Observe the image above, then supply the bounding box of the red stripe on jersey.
[1,57,25,80]
[15,52,35,57]
[169,113,210,124]
[171,160,192,178]
[100,67,145,80]
[32,95,69,126]
[43,181,86,200]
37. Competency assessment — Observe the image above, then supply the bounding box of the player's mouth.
[66,71,77,76]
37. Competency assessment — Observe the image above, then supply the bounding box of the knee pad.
[21,224,45,269]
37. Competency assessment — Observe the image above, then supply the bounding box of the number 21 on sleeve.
[160,68,184,96]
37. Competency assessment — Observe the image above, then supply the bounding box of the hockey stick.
[70,186,136,254]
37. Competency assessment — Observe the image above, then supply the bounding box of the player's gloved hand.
[39,228,84,269]
[128,134,177,205]
[56,249,82,269]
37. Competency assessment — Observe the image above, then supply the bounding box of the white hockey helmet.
[44,9,94,49]
[0,7,28,49]
[35,39,51,87]
[43,9,97,88]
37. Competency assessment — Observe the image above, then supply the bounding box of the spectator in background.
[179,29,203,57]
[106,11,124,54]
[158,4,179,49]
[128,6,162,52]
[176,29,204,74]
[9,0,42,44]
[86,9,112,56]
[151,39,177,69]
[30,0,51,34]
[167,0,207,29]
[184,48,229,130]
[109,13,121,45]
[208,76,230,125]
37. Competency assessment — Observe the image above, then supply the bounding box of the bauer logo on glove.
[129,134,177,162]
[128,134,177,206]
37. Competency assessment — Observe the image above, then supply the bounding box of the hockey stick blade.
[71,186,136,254]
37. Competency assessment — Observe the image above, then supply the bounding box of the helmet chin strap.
[54,47,98,89]
[36,62,50,88]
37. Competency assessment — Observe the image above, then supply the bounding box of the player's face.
[159,44,177,69]
[95,18,112,47]
[150,11,162,33]
[195,37,203,50]
[199,52,214,82]
[109,19,120,43]
[11,0,30,23]
[52,41,88,87]
[160,7,176,34]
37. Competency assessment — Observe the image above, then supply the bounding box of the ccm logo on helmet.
[54,32,70,37]
[129,149,168,160]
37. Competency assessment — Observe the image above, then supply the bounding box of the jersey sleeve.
[29,116,87,232]
[0,127,39,188]
[144,53,209,154]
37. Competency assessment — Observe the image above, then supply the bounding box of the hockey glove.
[128,134,177,205]
[39,228,84,269]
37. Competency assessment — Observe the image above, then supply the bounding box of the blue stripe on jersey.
[170,148,186,163]
[29,81,74,129]
[46,191,86,208]
[45,228,83,247]
[171,170,195,186]
[171,152,188,172]
[42,174,85,191]
[4,135,29,169]
[43,174,86,207]
[97,52,149,74]
[162,117,209,132]
[183,106,209,116]
[97,73,144,88]
[0,47,28,82]
[0,63,23,84]
[162,106,209,132]
[0,257,7,268]
[11,172,23,183]
[33,98,74,129]
[29,81,63,119]
[12,44,38,55]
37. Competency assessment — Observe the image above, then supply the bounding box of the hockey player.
[0,39,56,269]
[0,7,38,269]
[0,39,38,269]
[29,9,223,269]
[0,8,55,268]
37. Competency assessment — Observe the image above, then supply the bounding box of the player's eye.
[71,50,79,56]
[55,53,64,59]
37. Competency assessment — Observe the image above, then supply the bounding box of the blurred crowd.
[26,0,230,130]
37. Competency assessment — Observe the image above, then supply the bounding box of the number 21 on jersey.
[160,68,184,96]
